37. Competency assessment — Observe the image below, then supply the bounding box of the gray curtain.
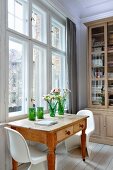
[67,18,77,114]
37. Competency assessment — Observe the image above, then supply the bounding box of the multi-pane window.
[32,4,47,43]
[33,45,47,108]
[8,0,29,35]
[8,37,27,115]
[7,0,66,117]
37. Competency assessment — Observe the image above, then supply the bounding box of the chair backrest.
[77,110,95,131]
[5,127,31,163]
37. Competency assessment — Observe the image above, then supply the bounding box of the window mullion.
[29,0,32,39]
[28,41,33,107]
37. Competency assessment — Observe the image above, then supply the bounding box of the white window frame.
[7,0,29,36]
[32,3,47,43]
[6,32,29,120]
[32,43,48,108]
[52,51,66,90]
[50,14,66,92]
[51,18,65,51]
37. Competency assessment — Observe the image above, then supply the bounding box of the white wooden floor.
[19,142,113,170]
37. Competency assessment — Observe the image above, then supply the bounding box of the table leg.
[81,129,86,161]
[12,158,18,170]
[47,147,55,170]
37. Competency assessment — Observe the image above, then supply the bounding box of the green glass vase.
[58,100,65,115]
[49,103,57,117]
[37,107,44,119]
[28,108,36,121]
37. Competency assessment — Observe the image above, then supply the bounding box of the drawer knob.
[65,130,71,135]
[79,124,84,128]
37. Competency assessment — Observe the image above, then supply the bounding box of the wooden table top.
[8,113,88,132]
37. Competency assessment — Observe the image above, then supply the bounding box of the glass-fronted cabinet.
[88,22,113,108]
[87,18,113,146]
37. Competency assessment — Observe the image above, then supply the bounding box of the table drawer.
[57,126,73,141]
[73,120,85,133]
[57,126,73,142]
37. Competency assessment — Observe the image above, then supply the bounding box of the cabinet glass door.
[90,26,105,106]
[92,26,104,53]
[108,22,113,106]
[91,80,105,105]
[108,23,113,52]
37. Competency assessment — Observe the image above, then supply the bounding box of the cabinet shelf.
[92,66,104,68]
[92,32,104,37]
[108,44,113,46]
[108,50,113,53]
[108,78,113,80]
[108,92,113,95]
[92,45,104,48]
[108,31,113,34]
[91,51,105,54]
[91,78,105,80]
[92,93,104,95]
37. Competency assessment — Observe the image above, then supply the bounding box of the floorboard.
[18,142,113,170]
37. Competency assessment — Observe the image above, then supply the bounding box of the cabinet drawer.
[57,126,73,142]
[74,120,85,133]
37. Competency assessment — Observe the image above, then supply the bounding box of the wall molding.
[46,0,80,24]
[81,10,113,24]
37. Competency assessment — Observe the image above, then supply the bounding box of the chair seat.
[29,145,47,164]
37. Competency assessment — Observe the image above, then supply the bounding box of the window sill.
[8,113,28,122]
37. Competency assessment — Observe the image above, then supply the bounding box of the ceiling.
[56,0,113,19]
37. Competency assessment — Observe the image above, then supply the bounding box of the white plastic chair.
[65,110,95,157]
[5,127,47,170]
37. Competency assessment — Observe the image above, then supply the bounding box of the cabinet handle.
[65,130,71,135]
[79,124,84,128]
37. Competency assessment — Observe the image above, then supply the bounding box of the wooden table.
[8,114,88,170]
